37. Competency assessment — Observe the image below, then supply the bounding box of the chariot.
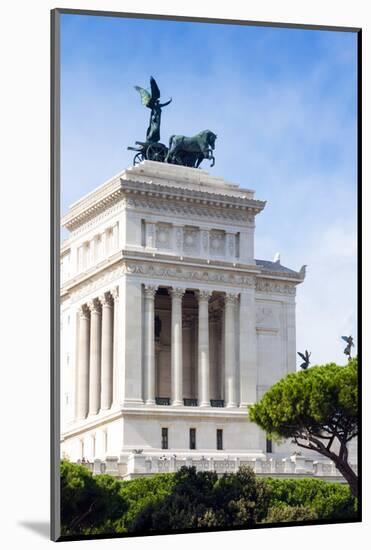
[127,140,168,165]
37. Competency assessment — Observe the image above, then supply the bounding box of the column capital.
[99,291,114,307]
[111,286,119,302]
[88,298,101,314]
[170,287,186,300]
[225,292,239,305]
[144,284,157,299]
[197,289,212,302]
[79,304,90,319]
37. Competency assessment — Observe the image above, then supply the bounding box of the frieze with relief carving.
[256,278,296,296]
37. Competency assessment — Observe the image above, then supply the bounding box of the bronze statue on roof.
[127,76,217,169]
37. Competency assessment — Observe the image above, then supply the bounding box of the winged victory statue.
[134,76,172,143]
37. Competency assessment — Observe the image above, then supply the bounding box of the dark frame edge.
[53,7,361,33]
[51,7,62,543]
[356,27,362,521]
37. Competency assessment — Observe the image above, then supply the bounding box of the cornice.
[119,404,252,419]
[62,177,266,232]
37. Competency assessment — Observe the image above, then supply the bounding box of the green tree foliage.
[119,473,175,526]
[264,505,318,523]
[249,359,358,497]
[266,478,357,521]
[60,462,358,536]
[127,466,271,532]
[60,460,127,535]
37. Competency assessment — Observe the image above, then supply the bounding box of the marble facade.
[60,161,310,477]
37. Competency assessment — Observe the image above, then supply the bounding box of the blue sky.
[60,13,358,366]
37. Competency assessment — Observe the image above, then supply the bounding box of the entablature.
[60,250,305,303]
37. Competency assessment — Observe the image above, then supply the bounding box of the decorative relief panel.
[183,226,200,255]
[209,230,226,257]
[156,223,172,250]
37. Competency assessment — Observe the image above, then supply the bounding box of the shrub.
[264,505,318,523]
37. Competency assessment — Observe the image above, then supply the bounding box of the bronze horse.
[165,130,217,168]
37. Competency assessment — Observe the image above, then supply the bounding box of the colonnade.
[76,288,117,419]
[143,286,240,408]
[75,284,242,418]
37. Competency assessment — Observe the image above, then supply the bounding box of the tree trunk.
[332,458,358,498]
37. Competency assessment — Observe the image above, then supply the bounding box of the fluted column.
[197,290,212,407]
[224,292,239,407]
[171,288,185,406]
[76,304,90,419]
[182,317,193,398]
[100,291,114,410]
[144,285,157,404]
[111,286,119,405]
[88,298,102,415]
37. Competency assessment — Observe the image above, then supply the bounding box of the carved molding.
[68,196,126,236]
[64,259,298,305]
[256,278,296,296]
[126,196,253,223]
[67,264,126,303]
[124,262,256,288]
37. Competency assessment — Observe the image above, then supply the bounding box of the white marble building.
[60,160,332,480]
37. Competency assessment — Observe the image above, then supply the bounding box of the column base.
[171,400,183,407]
[226,402,238,408]
[145,399,156,405]
[199,401,210,408]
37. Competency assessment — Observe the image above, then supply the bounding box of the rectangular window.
[266,438,273,453]
[161,427,168,450]
[216,429,223,450]
[189,428,196,450]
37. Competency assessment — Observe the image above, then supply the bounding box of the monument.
[59,79,354,480]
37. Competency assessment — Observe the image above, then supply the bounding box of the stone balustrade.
[77,452,354,482]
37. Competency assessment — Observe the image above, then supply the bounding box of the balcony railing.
[155,397,170,405]
[210,399,224,407]
[183,398,198,407]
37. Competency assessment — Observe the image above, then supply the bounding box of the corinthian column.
[100,291,114,410]
[88,298,102,415]
[224,292,239,407]
[144,285,157,404]
[76,304,90,419]
[197,290,212,407]
[170,288,185,406]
